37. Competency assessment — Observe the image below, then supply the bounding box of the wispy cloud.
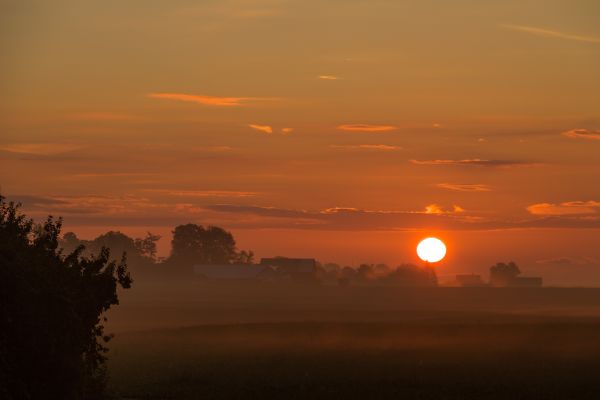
[205,203,600,230]
[536,256,599,266]
[318,75,341,80]
[281,128,294,134]
[527,201,600,216]
[12,194,600,231]
[424,204,465,215]
[562,129,600,140]
[144,189,258,198]
[330,144,401,151]
[337,124,397,132]
[191,145,234,152]
[436,183,492,192]
[502,24,600,44]
[148,93,273,107]
[67,112,139,121]
[65,172,158,179]
[0,143,83,155]
[248,124,273,134]
[411,159,534,168]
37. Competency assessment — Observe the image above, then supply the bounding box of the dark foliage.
[322,263,438,286]
[490,261,521,287]
[168,223,253,269]
[0,196,132,399]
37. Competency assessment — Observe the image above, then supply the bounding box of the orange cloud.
[281,128,294,134]
[436,183,492,192]
[321,207,361,214]
[502,24,600,44]
[337,124,397,132]
[562,129,600,140]
[144,189,258,198]
[330,144,401,151]
[0,143,83,155]
[68,112,139,121]
[424,204,464,215]
[148,93,266,107]
[411,159,534,167]
[248,124,273,134]
[527,201,600,216]
[318,75,341,80]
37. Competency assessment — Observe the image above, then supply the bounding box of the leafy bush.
[0,196,132,399]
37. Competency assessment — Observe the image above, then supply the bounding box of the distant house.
[260,257,317,282]
[193,264,275,280]
[456,274,485,287]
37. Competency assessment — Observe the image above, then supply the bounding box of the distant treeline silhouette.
[59,227,437,286]
[0,196,132,399]
[59,223,255,279]
[319,262,438,287]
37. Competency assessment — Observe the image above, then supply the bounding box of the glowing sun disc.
[417,237,446,263]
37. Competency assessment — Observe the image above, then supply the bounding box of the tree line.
[59,223,254,278]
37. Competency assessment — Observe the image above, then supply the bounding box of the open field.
[106,284,600,399]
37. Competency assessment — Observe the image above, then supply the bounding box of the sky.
[1,0,600,285]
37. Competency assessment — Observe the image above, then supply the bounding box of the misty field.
[105,284,600,399]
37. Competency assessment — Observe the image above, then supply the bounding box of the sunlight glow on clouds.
[143,189,258,198]
[436,183,492,192]
[336,124,398,132]
[562,129,600,140]
[424,204,465,215]
[148,93,268,107]
[502,24,600,44]
[527,201,600,216]
[248,124,273,134]
[411,159,534,168]
[0,143,83,155]
[330,144,401,151]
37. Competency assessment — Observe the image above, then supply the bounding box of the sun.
[416,237,447,263]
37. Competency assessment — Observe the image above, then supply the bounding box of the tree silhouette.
[168,224,250,269]
[0,196,132,399]
[490,261,521,287]
[134,232,161,260]
[59,230,159,278]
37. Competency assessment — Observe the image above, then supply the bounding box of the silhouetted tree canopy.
[490,261,521,287]
[168,223,252,268]
[0,196,132,399]
[59,230,160,277]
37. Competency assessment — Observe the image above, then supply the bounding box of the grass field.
[106,284,600,399]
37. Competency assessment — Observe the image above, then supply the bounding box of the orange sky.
[1,1,600,285]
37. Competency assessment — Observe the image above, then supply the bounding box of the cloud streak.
[436,183,492,192]
[144,189,258,198]
[248,124,273,134]
[205,204,600,230]
[318,75,341,80]
[502,24,600,44]
[0,143,83,155]
[337,124,397,132]
[411,159,533,168]
[148,93,272,107]
[330,144,401,151]
[527,201,600,216]
[562,129,600,140]
[11,194,600,231]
